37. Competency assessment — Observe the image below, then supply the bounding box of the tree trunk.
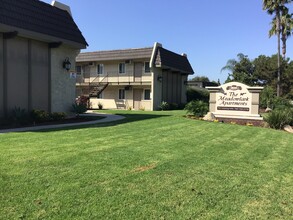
[281,34,286,59]
[277,10,281,97]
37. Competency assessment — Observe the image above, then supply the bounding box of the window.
[119,89,125,99]
[76,66,82,75]
[119,63,125,74]
[97,64,104,75]
[144,62,150,73]
[144,89,151,100]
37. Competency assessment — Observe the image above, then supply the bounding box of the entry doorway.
[133,89,143,110]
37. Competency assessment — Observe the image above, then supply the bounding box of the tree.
[263,0,292,96]
[222,53,256,86]
[282,59,293,98]
[190,76,210,82]
[269,6,293,58]
[221,53,245,73]
[253,55,278,86]
[222,53,292,97]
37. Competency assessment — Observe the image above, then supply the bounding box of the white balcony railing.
[76,71,151,85]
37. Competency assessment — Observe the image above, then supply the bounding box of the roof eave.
[0,23,87,49]
[156,64,193,75]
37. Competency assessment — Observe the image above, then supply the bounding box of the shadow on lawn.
[33,113,171,133]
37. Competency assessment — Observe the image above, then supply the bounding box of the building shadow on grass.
[30,113,171,133]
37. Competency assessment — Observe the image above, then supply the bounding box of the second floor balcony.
[76,71,152,86]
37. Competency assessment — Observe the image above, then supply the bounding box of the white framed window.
[118,89,125,99]
[144,62,150,73]
[144,89,151,100]
[97,64,104,75]
[119,63,125,74]
[97,91,103,99]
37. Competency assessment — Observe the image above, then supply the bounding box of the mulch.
[185,115,266,127]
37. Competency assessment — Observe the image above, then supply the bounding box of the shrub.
[260,86,293,110]
[260,86,275,109]
[10,107,29,125]
[98,102,103,110]
[271,97,293,110]
[159,101,169,111]
[31,109,50,123]
[50,112,66,121]
[184,100,209,117]
[264,107,293,129]
[72,96,89,115]
[72,103,87,115]
[186,87,209,103]
[76,95,90,107]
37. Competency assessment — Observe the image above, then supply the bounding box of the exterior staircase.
[88,74,109,97]
[89,83,109,97]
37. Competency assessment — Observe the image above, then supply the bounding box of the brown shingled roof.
[0,0,88,47]
[76,44,194,75]
[76,47,153,62]
[155,47,194,74]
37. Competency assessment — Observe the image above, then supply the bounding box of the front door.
[133,89,143,110]
[134,62,143,82]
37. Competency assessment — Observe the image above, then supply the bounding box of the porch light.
[63,57,71,71]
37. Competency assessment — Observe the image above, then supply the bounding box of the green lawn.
[1,110,292,219]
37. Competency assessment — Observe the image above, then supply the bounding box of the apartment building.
[75,43,194,110]
[0,0,87,118]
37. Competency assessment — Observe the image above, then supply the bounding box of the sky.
[43,0,293,83]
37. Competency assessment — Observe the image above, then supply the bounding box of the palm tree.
[221,53,246,73]
[280,9,293,58]
[269,7,293,59]
[263,0,292,96]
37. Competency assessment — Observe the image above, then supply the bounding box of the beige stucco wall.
[151,67,162,110]
[90,86,131,109]
[50,45,79,113]
[90,85,152,110]
[31,40,49,111]
[1,36,51,116]
[6,37,29,111]
[0,33,3,117]
[0,32,83,119]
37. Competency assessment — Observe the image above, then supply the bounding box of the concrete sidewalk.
[0,112,125,134]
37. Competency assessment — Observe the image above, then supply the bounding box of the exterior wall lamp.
[157,76,163,82]
[63,57,71,71]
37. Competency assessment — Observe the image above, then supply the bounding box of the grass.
[0,110,292,219]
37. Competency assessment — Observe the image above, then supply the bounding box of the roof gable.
[0,0,87,47]
[155,47,194,74]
